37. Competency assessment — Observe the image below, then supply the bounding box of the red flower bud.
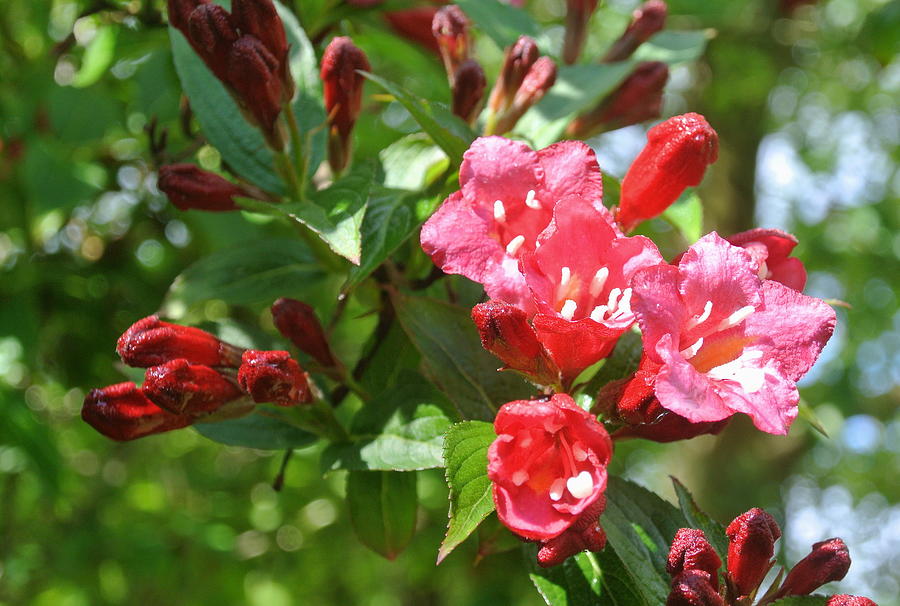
[227,35,285,148]
[321,36,370,173]
[231,0,293,98]
[725,507,782,597]
[827,597,878,606]
[667,570,725,606]
[451,59,486,125]
[238,350,312,406]
[116,315,244,368]
[567,61,668,139]
[385,8,441,54]
[432,5,470,84]
[158,164,247,212]
[603,0,668,62]
[188,4,239,83]
[667,529,722,588]
[488,35,539,114]
[617,112,718,233]
[82,382,193,441]
[167,0,209,35]
[775,538,851,598]
[472,301,559,385]
[536,497,607,567]
[726,228,807,291]
[563,0,599,65]
[270,298,337,368]
[491,56,557,135]
[143,359,243,415]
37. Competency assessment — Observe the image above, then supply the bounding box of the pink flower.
[420,136,605,311]
[487,394,612,547]
[631,233,835,435]
[727,228,807,291]
[519,196,664,384]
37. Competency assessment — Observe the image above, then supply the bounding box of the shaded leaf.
[671,477,729,560]
[194,411,318,450]
[769,598,830,606]
[526,546,603,606]
[584,329,643,395]
[455,0,539,50]
[347,470,418,560]
[634,30,711,65]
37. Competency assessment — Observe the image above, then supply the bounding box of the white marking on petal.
[566,471,594,499]
[686,300,713,330]
[590,267,609,298]
[707,350,766,393]
[560,299,578,321]
[512,470,529,486]
[505,235,525,256]
[716,305,756,331]
[525,189,541,209]
[590,305,608,323]
[493,200,507,223]
[549,478,566,501]
[679,337,704,359]
[616,288,633,315]
[572,444,588,462]
[606,287,622,310]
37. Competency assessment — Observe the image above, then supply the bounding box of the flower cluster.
[82,300,327,440]
[422,113,835,564]
[664,507,875,605]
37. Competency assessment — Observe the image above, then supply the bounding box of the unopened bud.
[488,35,539,114]
[775,538,851,598]
[567,61,668,139]
[726,228,807,291]
[537,497,607,567]
[158,164,247,212]
[667,570,725,606]
[603,0,668,62]
[563,0,599,65]
[167,0,209,35]
[82,382,193,441]
[451,59,486,125]
[826,597,878,606]
[143,359,243,415]
[270,298,337,367]
[725,508,782,597]
[228,35,285,148]
[385,8,441,54]
[667,529,722,588]
[238,350,312,406]
[491,56,556,134]
[617,112,718,233]
[231,0,294,99]
[472,301,558,385]
[188,4,239,83]
[116,315,244,368]
[321,36,370,173]
[432,5,471,85]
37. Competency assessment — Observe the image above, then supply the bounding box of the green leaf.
[527,547,603,606]
[194,411,318,450]
[160,238,327,317]
[394,294,534,421]
[361,72,475,166]
[633,30,711,65]
[72,26,116,88]
[380,134,449,191]
[437,420,496,563]
[662,192,703,243]
[768,597,830,606]
[346,470,418,560]
[455,0,539,50]
[583,329,643,395]
[321,372,454,472]
[671,477,729,560]
[594,548,652,606]
[798,399,829,437]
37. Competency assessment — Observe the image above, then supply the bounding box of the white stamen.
[493,200,507,223]
[606,287,622,310]
[566,471,594,499]
[590,305,608,323]
[686,300,713,330]
[560,266,571,287]
[560,299,578,321]
[525,189,541,209]
[572,444,588,462]
[549,478,566,501]
[590,267,609,298]
[679,337,704,359]
[505,235,525,256]
[512,470,529,486]
[757,260,770,280]
[616,288,633,315]
[716,305,756,331]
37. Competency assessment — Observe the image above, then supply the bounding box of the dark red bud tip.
[451,59,486,124]
[188,4,239,82]
[238,350,312,406]
[116,315,243,368]
[385,7,441,54]
[488,35,539,114]
[827,596,879,606]
[432,5,470,82]
[603,0,668,62]
[143,359,243,415]
[666,570,725,606]
[231,0,293,99]
[158,164,246,212]
[472,301,558,384]
[667,529,722,588]
[617,112,718,232]
[537,497,607,567]
[725,507,781,596]
[776,538,851,598]
[321,36,370,172]
[82,382,193,441]
[563,0,600,64]
[270,298,337,367]
[167,0,209,35]
[490,56,556,134]
[227,36,284,144]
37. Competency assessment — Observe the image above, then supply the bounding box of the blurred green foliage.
[0,0,897,604]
